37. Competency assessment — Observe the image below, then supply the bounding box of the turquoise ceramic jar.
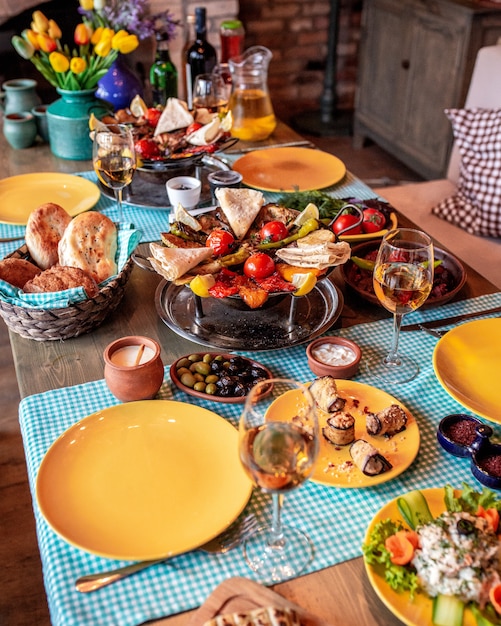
[3,112,37,149]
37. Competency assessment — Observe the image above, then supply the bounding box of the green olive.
[192,361,211,376]
[205,383,217,395]
[176,366,191,377]
[194,381,206,392]
[203,354,212,363]
[180,372,196,388]
[176,357,191,369]
[193,372,204,382]
[205,374,218,384]
[188,354,200,362]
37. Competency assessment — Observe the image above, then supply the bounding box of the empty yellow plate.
[0,173,100,225]
[232,147,346,192]
[433,318,501,423]
[266,380,420,488]
[365,488,478,626]
[36,400,252,560]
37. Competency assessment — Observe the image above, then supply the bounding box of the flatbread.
[275,240,351,269]
[187,117,221,146]
[203,606,301,626]
[215,188,264,240]
[154,98,194,136]
[148,242,213,282]
[25,202,72,270]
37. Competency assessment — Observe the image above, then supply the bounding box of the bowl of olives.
[170,352,274,403]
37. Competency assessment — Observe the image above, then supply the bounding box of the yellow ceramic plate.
[433,318,501,424]
[0,173,100,225]
[232,147,346,192]
[365,488,478,626]
[36,400,252,560]
[267,380,420,488]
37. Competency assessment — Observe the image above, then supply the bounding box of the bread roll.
[25,203,72,269]
[0,258,42,289]
[58,211,117,283]
[23,265,99,298]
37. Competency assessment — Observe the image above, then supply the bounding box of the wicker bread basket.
[0,245,133,341]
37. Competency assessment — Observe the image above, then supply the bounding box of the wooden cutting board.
[186,577,331,625]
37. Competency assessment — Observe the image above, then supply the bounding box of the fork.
[75,513,257,593]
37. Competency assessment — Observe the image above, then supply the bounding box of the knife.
[401,305,501,331]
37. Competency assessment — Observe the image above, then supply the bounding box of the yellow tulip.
[49,51,70,73]
[94,36,112,57]
[78,0,94,9]
[31,10,49,33]
[70,57,87,74]
[113,33,139,54]
[90,26,103,45]
[48,19,62,40]
[37,32,57,53]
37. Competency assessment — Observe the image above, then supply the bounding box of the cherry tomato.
[185,122,203,135]
[145,107,162,127]
[243,253,275,279]
[134,138,161,160]
[362,208,386,234]
[259,220,289,243]
[332,213,363,236]
[206,229,235,256]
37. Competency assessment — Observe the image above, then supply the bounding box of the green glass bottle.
[150,33,178,107]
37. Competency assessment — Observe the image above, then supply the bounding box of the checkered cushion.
[432,108,501,237]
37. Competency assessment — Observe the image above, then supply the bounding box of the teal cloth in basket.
[18,292,501,626]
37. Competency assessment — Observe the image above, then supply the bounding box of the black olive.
[457,519,475,535]
[233,382,247,396]
[210,360,223,373]
[250,366,268,379]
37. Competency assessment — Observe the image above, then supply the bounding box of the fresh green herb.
[444,482,501,514]
[362,518,420,598]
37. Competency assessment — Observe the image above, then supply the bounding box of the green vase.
[46,88,111,160]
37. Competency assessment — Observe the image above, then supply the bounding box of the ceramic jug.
[1,79,41,115]
[3,112,37,149]
[228,46,277,141]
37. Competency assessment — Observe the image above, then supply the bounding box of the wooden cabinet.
[353,0,501,179]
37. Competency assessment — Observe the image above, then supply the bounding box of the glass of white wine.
[239,378,319,583]
[192,72,228,113]
[93,124,136,225]
[368,228,434,384]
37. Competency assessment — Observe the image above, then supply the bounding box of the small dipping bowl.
[104,336,164,402]
[437,413,486,457]
[471,437,501,490]
[166,175,202,209]
[306,336,362,379]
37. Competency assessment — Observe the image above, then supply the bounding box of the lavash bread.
[0,258,42,289]
[25,203,72,270]
[148,242,213,282]
[23,266,99,298]
[215,188,264,240]
[58,211,118,283]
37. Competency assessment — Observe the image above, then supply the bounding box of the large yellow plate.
[267,380,420,488]
[36,401,253,560]
[232,147,346,192]
[433,318,501,423]
[365,488,477,626]
[0,173,100,225]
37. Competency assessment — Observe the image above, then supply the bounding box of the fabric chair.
[373,45,501,289]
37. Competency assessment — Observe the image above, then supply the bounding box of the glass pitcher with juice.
[228,46,276,141]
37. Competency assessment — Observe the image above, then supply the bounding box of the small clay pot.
[104,336,164,402]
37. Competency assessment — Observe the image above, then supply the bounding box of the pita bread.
[148,242,213,282]
[275,241,351,269]
[154,98,194,136]
[187,117,221,146]
[25,202,72,269]
[215,188,264,240]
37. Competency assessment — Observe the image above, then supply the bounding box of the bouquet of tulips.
[11,10,139,91]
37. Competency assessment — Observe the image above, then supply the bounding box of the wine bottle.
[150,33,178,107]
[185,7,217,109]
[181,14,196,102]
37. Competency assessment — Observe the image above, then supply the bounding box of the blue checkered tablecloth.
[18,292,501,626]
[0,168,378,258]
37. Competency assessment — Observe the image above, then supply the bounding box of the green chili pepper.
[351,256,443,272]
[257,218,319,250]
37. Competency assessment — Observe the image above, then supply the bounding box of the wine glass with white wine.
[239,378,319,583]
[93,124,136,225]
[368,228,434,384]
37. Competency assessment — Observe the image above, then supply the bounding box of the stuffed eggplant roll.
[310,376,346,413]
[366,404,407,437]
[322,411,355,446]
[350,439,392,476]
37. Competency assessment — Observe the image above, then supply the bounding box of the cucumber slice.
[432,594,465,626]
[397,490,434,530]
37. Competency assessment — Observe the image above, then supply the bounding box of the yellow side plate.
[433,318,501,423]
[36,400,252,560]
[232,147,346,192]
[267,379,420,488]
[0,173,100,225]
[365,488,478,626]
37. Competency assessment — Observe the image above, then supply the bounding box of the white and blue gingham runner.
[0,168,377,258]
[18,292,501,626]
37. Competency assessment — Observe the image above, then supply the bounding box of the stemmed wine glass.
[239,378,319,582]
[367,228,434,384]
[92,123,136,225]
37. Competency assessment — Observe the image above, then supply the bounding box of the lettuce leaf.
[445,482,501,514]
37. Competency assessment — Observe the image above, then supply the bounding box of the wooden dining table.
[0,123,498,626]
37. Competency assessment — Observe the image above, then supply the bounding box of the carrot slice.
[384,530,416,565]
[477,505,500,533]
[490,582,501,614]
